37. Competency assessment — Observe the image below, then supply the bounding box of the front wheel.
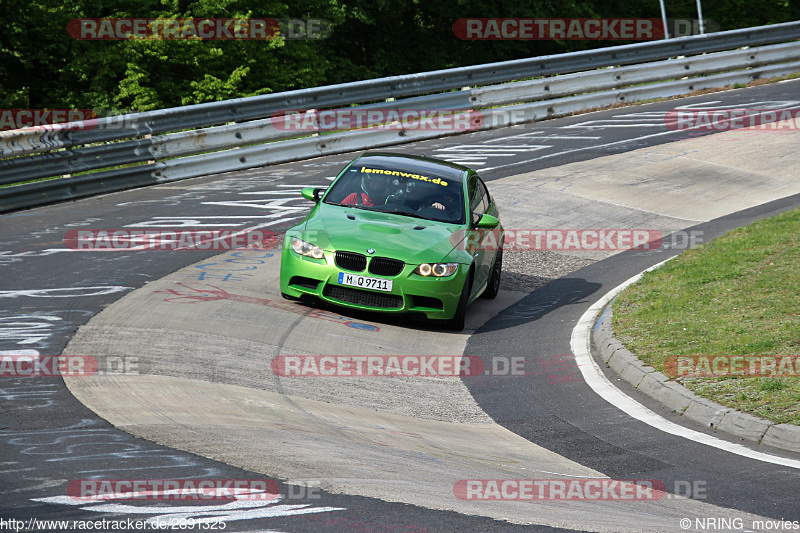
[444,270,472,331]
[481,249,502,299]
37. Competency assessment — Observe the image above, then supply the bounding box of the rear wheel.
[481,249,502,299]
[444,269,472,331]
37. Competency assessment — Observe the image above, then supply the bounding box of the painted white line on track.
[436,145,550,149]
[484,131,545,142]
[513,135,603,140]
[570,258,800,470]
[482,129,681,172]
[564,122,664,128]
[483,96,800,172]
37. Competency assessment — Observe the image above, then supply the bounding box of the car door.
[475,176,495,290]
[467,174,490,295]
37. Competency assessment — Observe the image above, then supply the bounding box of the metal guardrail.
[2,20,800,212]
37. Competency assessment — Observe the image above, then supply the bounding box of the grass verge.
[613,206,800,425]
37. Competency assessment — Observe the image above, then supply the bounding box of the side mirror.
[301,187,325,202]
[475,214,499,229]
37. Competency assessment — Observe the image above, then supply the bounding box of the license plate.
[337,272,393,292]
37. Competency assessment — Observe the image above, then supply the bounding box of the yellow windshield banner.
[360,167,449,186]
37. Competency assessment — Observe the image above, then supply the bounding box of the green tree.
[1,0,798,113]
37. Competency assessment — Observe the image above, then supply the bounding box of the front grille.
[368,257,405,277]
[323,285,403,309]
[335,251,366,272]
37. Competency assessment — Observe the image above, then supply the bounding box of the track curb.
[592,298,800,454]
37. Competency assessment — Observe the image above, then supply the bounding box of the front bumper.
[279,238,467,320]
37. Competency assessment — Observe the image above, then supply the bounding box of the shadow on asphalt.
[474,276,602,333]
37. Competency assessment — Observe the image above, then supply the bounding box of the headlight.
[414,263,458,277]
[291,238,324,259]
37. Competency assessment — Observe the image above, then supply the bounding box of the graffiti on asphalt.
[156,282,379,332]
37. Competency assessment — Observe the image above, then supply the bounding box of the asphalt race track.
[3,79,800,532]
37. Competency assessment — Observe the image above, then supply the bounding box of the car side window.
[469,176,484,225]
[467,176,478,207]
[470,176,490,225]
[477,176,492,211]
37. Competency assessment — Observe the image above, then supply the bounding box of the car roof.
[355,152,472,182]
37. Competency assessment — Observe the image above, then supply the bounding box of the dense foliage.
[1,0,798,112]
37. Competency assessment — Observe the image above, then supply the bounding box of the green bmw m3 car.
[279,152,503,330]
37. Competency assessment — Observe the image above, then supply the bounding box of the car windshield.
[323,164,465,224]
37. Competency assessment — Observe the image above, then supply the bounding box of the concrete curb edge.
[592,303,800,454]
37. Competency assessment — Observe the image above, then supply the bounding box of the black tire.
[444,269,472,331]
[481,249,502,299]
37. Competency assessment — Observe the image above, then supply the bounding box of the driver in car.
[341,173,387,206]
[342,172,455,213]
[430,186,459,211]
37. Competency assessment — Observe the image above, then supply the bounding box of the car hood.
[300,204,462,263]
